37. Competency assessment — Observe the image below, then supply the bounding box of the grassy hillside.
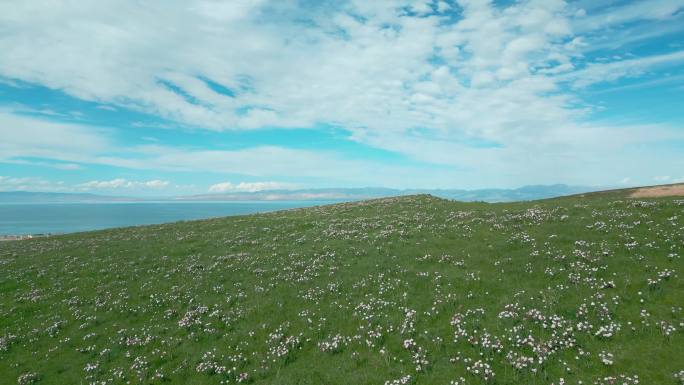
[1,193,683,384]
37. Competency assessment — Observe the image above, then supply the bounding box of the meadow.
[0,191,682,384]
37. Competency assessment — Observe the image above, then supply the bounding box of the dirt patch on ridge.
[629,184,684,198]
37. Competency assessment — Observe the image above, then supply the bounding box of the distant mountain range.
[0,184,600,203]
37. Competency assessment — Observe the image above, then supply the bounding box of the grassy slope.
[0,193,683,385]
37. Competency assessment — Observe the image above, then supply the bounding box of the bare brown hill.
[629,183,684,198]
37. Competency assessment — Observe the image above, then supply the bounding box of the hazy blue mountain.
[173,184,598,202]
[0,185,599,204]
[428,184,597,202]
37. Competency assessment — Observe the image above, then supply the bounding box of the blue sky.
[1,0,683,196]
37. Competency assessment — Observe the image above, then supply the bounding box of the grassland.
[1,192,683,384]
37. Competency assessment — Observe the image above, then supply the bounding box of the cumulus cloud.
[1,1,683,188]
[0,175,176,194]
[208,181,295,193]
[1,0,680,140]
[78,178,170,190]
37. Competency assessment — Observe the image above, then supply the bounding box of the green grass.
[1,193,683,384]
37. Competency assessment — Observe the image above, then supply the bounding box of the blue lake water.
[0,201,337,235]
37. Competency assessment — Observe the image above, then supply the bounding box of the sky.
[1,0,683,196]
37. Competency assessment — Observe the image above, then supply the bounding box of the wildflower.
[17,373,38,385]
[598,351,613,366]
[384,375,412,385]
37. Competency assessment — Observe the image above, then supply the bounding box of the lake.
[0,201,338,236]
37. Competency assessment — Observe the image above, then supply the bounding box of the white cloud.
[208,181,294,193]
[0,110,110,162]
[2,109,684,189]
[78,178,170,190]
[0,175,67,192]
[1,1,683,189]
[559,50,684,88]
[574,0,684,32]
[1,0,676,141]
[143,180,170,189]
[1,158,81,170]
[0,112,457,188]
[0,175,176,194]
